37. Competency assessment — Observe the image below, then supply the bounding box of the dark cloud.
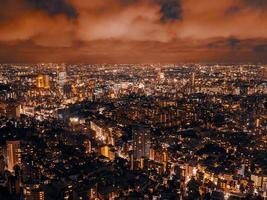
[253,44,267,53]
[156,0,182,22]
[27,0,78,18]
[225,6,241,15]
[243,0,267,9]
[207,38,241,49]
[227,37,240,48]
[225,1,267,16]
[119,0,183,22]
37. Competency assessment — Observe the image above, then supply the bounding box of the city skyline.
[0,63,266,199]
[0,1,267,200]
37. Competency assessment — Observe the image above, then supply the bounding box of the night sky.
[0,0,267,63]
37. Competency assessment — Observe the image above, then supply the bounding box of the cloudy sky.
[0,0,267,63]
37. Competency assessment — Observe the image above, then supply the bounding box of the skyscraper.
[191,72,195,88]
[84,139,92,154]
[57,66,67,90]
[132,125,151,160]
[6,103,21,119]
[24,184,45,200]
[36,75,50,89]
[0,155,5,176]
[6,141,21,172]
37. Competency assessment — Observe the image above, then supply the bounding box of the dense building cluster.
[0,64,266,200]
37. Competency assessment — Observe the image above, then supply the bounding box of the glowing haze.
[0,0,267,63]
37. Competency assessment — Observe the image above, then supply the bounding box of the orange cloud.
[0,0,267,63]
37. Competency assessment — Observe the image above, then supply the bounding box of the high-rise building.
[63,84,72,98]
[87,80,96,101]
[57,66,67,90]
[6,141,21,172]
[100,145,109,158]
[84,140,92,154]
[36,75,50,89]
[6,103,21,118]
[24,184,45,200]
[256,118,260,129]
[4,102,22,118]
[0,155,5,176]
[191,72,195,88]
[99,145,115,160]
[262,67,267,79]
[157,71,165,82]
[132,125,151,160]
[0,72,3,83]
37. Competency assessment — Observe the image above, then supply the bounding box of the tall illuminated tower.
[84,140,92,154]
[57,66,67,90]
[36,75,50,89]
[132,126,151,160]
[191,72,195,88]
[6,140,21,172]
